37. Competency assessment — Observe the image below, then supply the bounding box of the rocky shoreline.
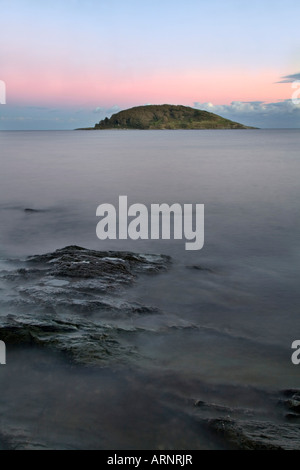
[0,245,299,450]
[0,245,171,365]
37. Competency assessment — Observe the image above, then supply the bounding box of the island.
[77,104,255,130]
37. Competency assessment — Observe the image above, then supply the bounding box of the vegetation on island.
[79,104,255,130]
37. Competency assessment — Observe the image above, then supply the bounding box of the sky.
[0,0,300,129]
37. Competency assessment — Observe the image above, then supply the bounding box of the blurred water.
[0,129,300,448]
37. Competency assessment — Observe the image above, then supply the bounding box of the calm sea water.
[0,129,300,449]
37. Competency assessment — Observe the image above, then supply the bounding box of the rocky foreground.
[196,388,300,450]
[0,245,171,365]
[0,245,299,450]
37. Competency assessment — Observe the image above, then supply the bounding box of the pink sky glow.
[3,68,292,109]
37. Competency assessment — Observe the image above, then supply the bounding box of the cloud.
[194,100,300,115]
[277,73,300,83]
[93,107,105,113]
[193,99,300,128]
[93,105,121,115]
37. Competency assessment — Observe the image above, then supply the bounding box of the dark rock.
[27,245,171,278]
[0,313,135,365]
[187,265,216,273]
[24,208,48,214]
[0,246,171,365]
[207,418,300,450]
[189,388,300,450]
[0,426,50,450]
[285,398,300,413]
[24,208,41,213]
[279,390,300,414]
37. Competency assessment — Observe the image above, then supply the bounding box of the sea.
[0,129,299,449]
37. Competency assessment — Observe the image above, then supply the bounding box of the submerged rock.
[189,388,300,450]
[207,418,300,450]
[0,426,50,450]
[186,265,216,274]
[0,316,133,366]
[281,390,300,409]
[0,245,171,365]
[1,245,170,308]
[26,245,170,277]
[24,208,46,213]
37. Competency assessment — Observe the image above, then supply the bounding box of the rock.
[1,245,170,311]
[24,208,45,213]
[207,418,300,450]
[0,315,130,365]
[186,265,216,273]
[0,426,50,450]
[26,245,170,276]
[194,398,254,418]
[190,388,300,450]
[285,398,300,413]
[0,246,171,365]
[280,390,300,414]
